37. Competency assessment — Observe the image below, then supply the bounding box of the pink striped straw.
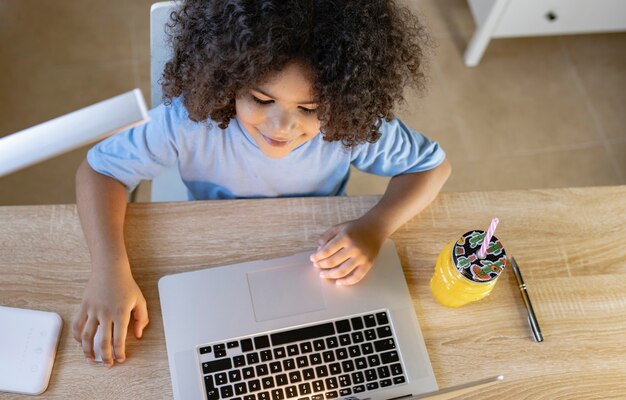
[478,217,499,259]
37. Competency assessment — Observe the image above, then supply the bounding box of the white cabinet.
[464,0,626,66]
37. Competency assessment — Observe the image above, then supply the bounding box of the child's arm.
[72,160,149,367]
[310,157,451,285]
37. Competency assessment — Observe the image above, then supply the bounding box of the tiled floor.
[0,0,624,205]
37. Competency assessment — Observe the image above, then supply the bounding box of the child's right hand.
[72,268,149,367]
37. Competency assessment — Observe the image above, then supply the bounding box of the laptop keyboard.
[197,310,407,400]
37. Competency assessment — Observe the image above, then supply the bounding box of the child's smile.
[236,62,322,158]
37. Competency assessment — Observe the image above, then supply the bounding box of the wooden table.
[1,186,625,399]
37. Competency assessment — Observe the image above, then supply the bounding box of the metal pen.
[510,257,543,342]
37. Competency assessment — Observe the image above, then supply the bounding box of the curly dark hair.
[162,0,432,146]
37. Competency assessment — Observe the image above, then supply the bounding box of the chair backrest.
[149,1,189,202]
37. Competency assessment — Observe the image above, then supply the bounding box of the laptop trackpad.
[247,262,326,322]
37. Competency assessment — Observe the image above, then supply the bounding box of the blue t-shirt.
[87,98,445,200]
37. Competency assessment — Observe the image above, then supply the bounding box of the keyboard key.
[274,347,287,359]
[353,385,365,393]
[367,354,381,367]
[215,349,227,358]
[298,382,312,395]
[335,348,348,360]
[248,379,261,392]
[244,395,255,400]
[228,341,240,348]
[376,326,392,338]
[338,334,351,346]
[220,385,234,398]
[255,336,271,349]
[243,367,255,379]
[338,374,351,388]
[206,387,219,400]
[296,356,309,368]
[202,358,233,374]
[325,377,338,390]
[351,331,364,344]
[272,323,335,346]
[393,376,406,385]
[335,319,351,333]
[348,345,361,357]
[355,357,367,370]
[276,374,289,386]
[315,365,329,378]
[234,355,246,367]
[380,351,399,364]
[322,351,335,363]
[380,379,392,387]
[204,375,215,389]
[216,372,228,385]
[363,315,376,327]
[262,376,275,389]
[313,339,326,351]
[377,365,391,378]
[261,350,273,362]
[300,342,313,353]
[374,338,396,352]
[309,353,322,365]
[366,382,379,391]
[364,329,376,341]
[235,382,248,395]
[365,369,377,382]
[258,392,270,400]
[390,363,403,376]
[360,343,374,355]
[351,371,365,384]
[328,363,341,375]
[215,343,226,351]
[289,371,302,384]
[325,337,339,349]
[311,395,324,400]
[272,388,285,400]
[350,317,364,330]
[287,345,299,356]
[230,369,243,382]
[270,361,283,373]
[312,380,325,393]
[285,386,298,398]
[247,352,260,365]
[241,339,254,352]
[302,368,315,380]
[376,312,389,325]
[339,388,352,397]
[256,364,269,377]
[199,346,212,354]
[341,360,355,373]
[283,359,296,371]
[325,391,338,399]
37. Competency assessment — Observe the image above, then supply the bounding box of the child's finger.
[133,300,149,339]
[319,258,358,280]
[316,225,340,248]
[72,308,88,343]
[81,315,98,361]
[311,234,346,263]
[335,264,371,286]
[315,247,351,270]
[113,313,131,363]
[99,321,115,367]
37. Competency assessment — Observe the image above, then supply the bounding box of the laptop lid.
[159,240,437,399]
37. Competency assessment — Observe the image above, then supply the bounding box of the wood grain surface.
[1,186,625,399]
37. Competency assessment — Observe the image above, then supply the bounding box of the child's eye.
[299,107,317,114]
[251,95,273,105]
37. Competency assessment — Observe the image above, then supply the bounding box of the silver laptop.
[158,239,437,400]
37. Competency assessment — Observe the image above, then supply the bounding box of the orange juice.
[430,230,506,307]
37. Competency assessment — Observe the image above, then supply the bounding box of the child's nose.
[270,110,298,136]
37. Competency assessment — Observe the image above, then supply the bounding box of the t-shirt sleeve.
[86,99,186,191]
[350,118,446,176]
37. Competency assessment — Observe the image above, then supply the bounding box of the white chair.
[149,1,189,202]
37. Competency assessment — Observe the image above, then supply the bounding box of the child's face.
[236,62,322,158]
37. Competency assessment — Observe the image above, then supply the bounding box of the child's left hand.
[310,218,386,285]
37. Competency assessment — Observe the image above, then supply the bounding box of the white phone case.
[0,306,62,395]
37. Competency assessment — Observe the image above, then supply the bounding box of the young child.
[72,0,451,367]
